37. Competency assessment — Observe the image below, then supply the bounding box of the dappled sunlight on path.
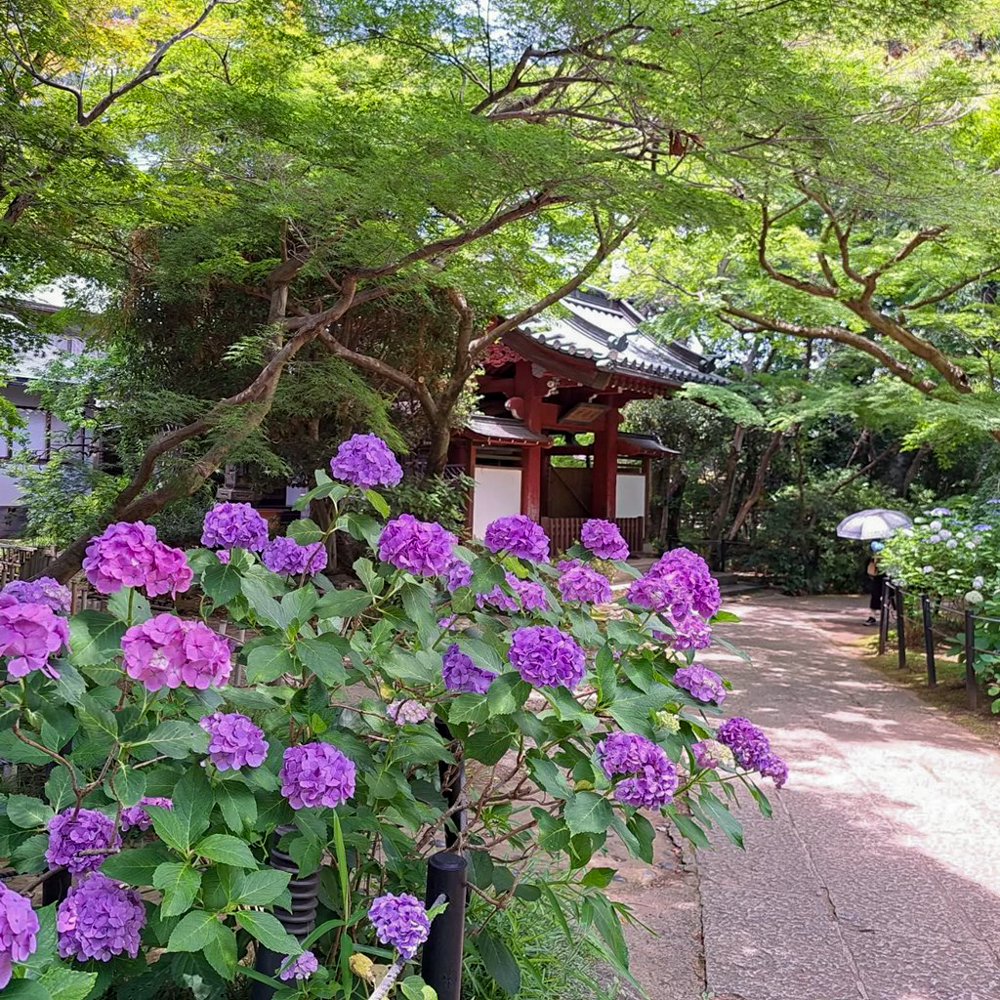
[696,594,1000,1000]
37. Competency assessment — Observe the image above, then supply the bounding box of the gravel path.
[695,593,1000,1000]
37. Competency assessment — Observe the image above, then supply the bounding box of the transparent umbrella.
[836,508,912,540]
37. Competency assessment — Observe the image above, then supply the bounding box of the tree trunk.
[710,425,745,540]
[424,418,453,480]
[666,472,687,548]
[726,431,783,541]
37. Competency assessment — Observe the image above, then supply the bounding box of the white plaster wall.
[616,472,646,518]
[473,466,521,539]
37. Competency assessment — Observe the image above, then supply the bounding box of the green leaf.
[148,768,212,853]
[245,640,296,684]
[202,561,243,605]
[52,662,87,707]
[202,921,238,980]
[68,611,127,666]
[0,729,50,763]
[241,576,291,630]
[78,693,118,739]
[236,911,302,956]
[108,588,152,625]
[3,982,53,1000]
[108,766,146,806]
[666,807,710,848]
[40,707,79,751]
[399,976,437,1000]
[101,844,174,885]
[288,518,325,545]
[154,862,203,917]
[237,869,292,906]
[486,673,530,715]
[44,768,75,811]
[295,633,349,686]
[216,782,258,833]
[564,792,614,836]
[581,866,616,888]
[448,693,492,725]
[38,966,98,1000]
[363,489,390,517]
[7,794,54,828]
[528,758,573,800]
[166,911,218,952]
[475,929,521,996]
[147,720,209,759]
[465,730,514,766]
[196,834,258,869]
[314,589,372,619]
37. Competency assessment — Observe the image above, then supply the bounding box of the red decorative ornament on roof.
[484,342,522,370]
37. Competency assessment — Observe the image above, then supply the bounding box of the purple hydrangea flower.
[580,519,629,560]
[613,765,678,809]
[656,613,713,651]
[673,664,726,703]
[0,577,71,613]
[508,625,586,689]
[120,797,173,832]
[199,712,269,770]
[386,699,430,725]
[647,547,721,620]
[0,882,38,989]
[83,522,192,598]
[377,514,456,578]
[279,950,319,981]
[0,600,69,679]
[716,717,771,771]
[441,644,496,694]
[557,563,612,604]
[56,872,145,962]
[444,553,472,591]
[477,572,547,612]
[483,515,550,562]
[46,808,121,874]
[262,536,328,576]
[217,549,231,564]
[691,739,734,770]
[331,433,404,488]
[595,731,677,808]
[626,574,692,618]
[595,732,664,779]
[929,507,951,516]
[201,502,269,551]
[368,893,431,959]
[556,558,581,572]
[758,753,788,788]
[121,614,232,691]
[974,524,991,532]
[280,742,356,809]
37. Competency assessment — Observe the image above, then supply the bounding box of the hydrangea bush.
[0,433,786,1000]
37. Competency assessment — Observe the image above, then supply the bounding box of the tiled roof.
[463,415,551,445]
[523,289,727,388]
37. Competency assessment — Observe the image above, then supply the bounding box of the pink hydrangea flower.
[121,613,232,691]
[377,515,456,577]
[0,577,71,612]
[0,600,69,679]
[82,522,192,598]
[0,882,38,988]
[386,699,430,725]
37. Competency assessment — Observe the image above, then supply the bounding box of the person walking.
[864,542,885,626]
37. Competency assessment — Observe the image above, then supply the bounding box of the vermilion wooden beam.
[514,362,543,521]
[591,406,619,519]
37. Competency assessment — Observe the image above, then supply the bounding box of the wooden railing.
[542,516,645,556]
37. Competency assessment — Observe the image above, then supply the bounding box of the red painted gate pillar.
[514,363,543,521]
[591,406,619,519]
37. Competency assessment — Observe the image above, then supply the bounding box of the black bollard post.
[422,852,467,1000]
[896,586,907,669]
[41,868,71,906]
[435,720,465,850]
[878,583,889,656]
[251,825,321,1000]
[921,595,936,687]
[964,610,979,710]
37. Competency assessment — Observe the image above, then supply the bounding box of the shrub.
[0,436,786,1000]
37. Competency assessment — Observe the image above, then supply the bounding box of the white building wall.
[473,466,522,539]
[616,471,646,518]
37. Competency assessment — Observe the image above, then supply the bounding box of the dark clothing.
[869,573,885,611]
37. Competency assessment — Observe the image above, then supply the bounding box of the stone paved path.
[697,593,1000,1000]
